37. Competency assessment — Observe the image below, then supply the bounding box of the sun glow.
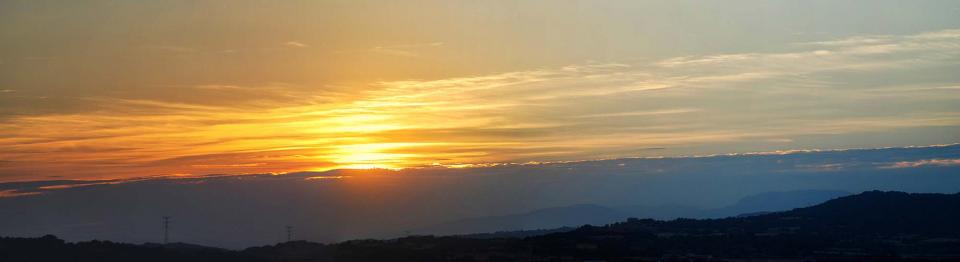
[1,20,959,182]
[335,164,399,170]
[329,143,433,170]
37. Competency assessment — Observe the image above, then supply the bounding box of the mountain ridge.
[417,189,851,236]
[4,190,959,261]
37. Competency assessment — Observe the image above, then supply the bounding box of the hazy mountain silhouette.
[3,191,959,261]
[1,144,958,248]
[416,204,627,236]
[615,189,850,220]
[696,189,851,218]
[418,189,851,236]
[780,191,960,235]
[510,191,960,261]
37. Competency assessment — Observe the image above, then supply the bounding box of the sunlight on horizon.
[1,1,959,182]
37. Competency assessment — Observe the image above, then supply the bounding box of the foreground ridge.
[2,191,959,261]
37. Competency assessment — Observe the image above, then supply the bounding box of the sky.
[2,0,960,182]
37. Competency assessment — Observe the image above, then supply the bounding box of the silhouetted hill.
[701,189,851,218]
[3,191,959,261]
[417,204,626,236]
[141,242,227,251]
[4,143,958,248]
[534,191,960,260]
[783,191,960,235]
[617,189,851,219]
[416,190,851,237]
[457,227,575,239]
[0,235,237,262]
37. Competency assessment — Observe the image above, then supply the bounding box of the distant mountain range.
[415,204,626,236]
[2,143,958,248]
[417,189,850,236]
[4,190,958,261]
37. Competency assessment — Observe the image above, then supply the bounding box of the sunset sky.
[2,0,960,182]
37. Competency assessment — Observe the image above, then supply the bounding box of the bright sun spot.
[330,143,430,170]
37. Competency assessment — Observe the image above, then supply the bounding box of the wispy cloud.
[371,42,444,57]
[880,158,960,169]
[1,29,959,181]
[336,41,446,58]
[0,189,42,198]
[284,41,309,48]
[144,45,197,53]
[4,143,957,198]
[573,108,700,119]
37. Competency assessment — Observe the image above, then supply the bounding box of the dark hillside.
[3,191,959,261]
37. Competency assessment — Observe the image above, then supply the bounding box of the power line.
[163,216,171,244]
[286,225,293,242]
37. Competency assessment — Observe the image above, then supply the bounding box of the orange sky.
[1,1,960,182]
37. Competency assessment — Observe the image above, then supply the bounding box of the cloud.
[338,41,446,57]
[2,29,960,181]
[880,158,960,169]
[284,41,309,48]
[144,45,196,53]
[0,179,132,198]
[3,143,958,197]
[572,108,700,119]
[192,84,244,90]
[0,189,42,198]
[371,46,418,57]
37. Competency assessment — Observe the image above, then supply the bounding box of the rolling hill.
[3,191,959,261]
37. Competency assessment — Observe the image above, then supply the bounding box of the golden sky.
[2,1,960,181]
